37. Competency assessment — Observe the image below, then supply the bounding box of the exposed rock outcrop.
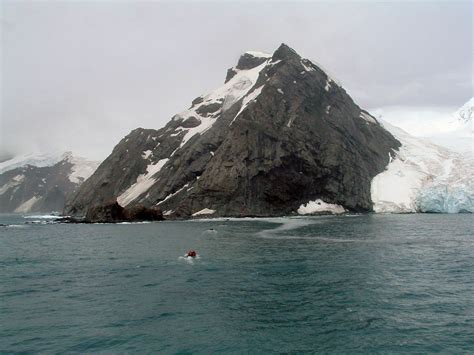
[84,201,163,223]
[66,44,400,218]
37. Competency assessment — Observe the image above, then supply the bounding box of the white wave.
[187,215,331,223]
[178,255,201,264]
[257,234,365,243]
[256,217,322,239]
[23,214,62,219]
[117,221,152,225]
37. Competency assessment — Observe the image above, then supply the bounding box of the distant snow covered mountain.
[371,121,473,213]
[0,152,99,213]
[424,98,473,153]
[456,97,474,124]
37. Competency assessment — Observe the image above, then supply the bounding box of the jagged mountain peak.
[226,43,327,87]
[272,42,301,61]
[454,97,473,124]
[235,51,271,71]
[174,43,360,153]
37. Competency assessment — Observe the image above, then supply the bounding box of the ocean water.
[1,213,473,353]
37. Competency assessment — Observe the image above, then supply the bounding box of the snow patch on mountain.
[173,59,269,148]
[157,183,189,205]
[142,150,153,159]
[297,199,346,214]
[245,51,271,58]
[0,174,24,195]
[324,79,332,92]
[360,111,377,124]
[192,208,216,216]
[301,59,315,73]
[14,196,41,213]
[231,85,265,125]
[117,158,169,206]
[66,155,100,184]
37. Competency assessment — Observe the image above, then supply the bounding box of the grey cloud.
[1,0,472,159]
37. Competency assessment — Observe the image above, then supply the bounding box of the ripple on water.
[0,214,473,353]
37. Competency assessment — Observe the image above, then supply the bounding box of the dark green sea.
[1,213,473,353]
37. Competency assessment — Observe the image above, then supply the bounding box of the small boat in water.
[185,250,197,258]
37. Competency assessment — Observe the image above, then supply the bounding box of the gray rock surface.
[66,44,400,218]
[84,201,163,223]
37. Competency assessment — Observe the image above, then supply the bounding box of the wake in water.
[178,255,201,264]
[256,217,321,239]
[178,250,201,264]
[255,217,364,243]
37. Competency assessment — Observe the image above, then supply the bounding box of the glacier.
[371,119,473,213]
[416,185,473,213]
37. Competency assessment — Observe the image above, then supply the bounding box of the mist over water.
[1,214,473,352]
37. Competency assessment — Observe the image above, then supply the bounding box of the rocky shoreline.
[57,201,164,224]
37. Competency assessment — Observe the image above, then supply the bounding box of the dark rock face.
[225,68,238,83]
[66,43,400,218]
[84,201,163,223]
[126,204,163,221]
[180,116,202,128]
[236,53,269,70]
[85,200,126,223]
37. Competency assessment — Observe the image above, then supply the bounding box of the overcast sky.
[1,0,472,160]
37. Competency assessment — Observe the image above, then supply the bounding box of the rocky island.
[65,44,400,218]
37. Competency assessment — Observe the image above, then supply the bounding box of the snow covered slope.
[0,152,99,213]
[66,154,101,184]
[371,121,473,213]
[0,151,65,175]
[455,97,473,124]
[0,151,98,182]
